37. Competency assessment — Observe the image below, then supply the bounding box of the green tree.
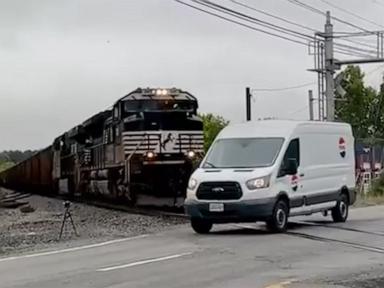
[369,81,384,138]
[199,113,229,152]
[0,150,37,164]
[0,160,14,172]
[335,65,376,138]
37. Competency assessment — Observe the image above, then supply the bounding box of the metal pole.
[320,42,325,121]
[324,11,335,121]
[308,90,314,120]
[246,87,251,121]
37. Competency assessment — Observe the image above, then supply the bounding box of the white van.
[184,120,356,233]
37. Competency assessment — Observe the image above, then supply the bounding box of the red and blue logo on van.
[291,174,298,191]
[339,137,346,158]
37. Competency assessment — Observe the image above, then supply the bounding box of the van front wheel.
[332,193,349,223]
[266,200,289,233]
[191,219,213,234]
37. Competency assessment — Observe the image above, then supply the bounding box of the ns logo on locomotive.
[0,88,204,208]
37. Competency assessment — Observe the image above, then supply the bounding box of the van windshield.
[203,138,284,168]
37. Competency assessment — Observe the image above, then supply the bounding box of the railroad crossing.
[1,205,384,288]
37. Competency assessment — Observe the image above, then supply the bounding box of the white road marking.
[0,234,148,263]
[97,252,193,272]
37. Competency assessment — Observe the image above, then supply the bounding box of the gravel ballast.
[0,189,187,256]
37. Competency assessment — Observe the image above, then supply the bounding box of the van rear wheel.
[332,193,349,223]
[191,219,213,234]
[266,199,289,233]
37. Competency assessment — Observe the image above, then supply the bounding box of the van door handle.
[299,173,305,177]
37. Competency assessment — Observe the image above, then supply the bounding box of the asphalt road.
[1,206,384,288]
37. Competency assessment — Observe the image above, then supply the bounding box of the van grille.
[196,182,242,200]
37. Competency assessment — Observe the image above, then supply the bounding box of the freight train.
[0,88,204,207]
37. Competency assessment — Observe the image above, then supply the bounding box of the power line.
[176,0,378,58]
[287,105,309,116]
[229,0,316,32]
[372,0,384,8]
[287,0,370,32]
[334,47,376,58]
[333,31,383,38]
[192,0,377,56]
[251,82,316,92]
[192,0,313,40]
[229,0,378,51]
[174,0,310,46]
[334,42,378,56]
[319,0,384,29]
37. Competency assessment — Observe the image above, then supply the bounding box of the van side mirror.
[284,158,298,175]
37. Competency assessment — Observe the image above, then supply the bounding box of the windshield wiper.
[203,161,217,168]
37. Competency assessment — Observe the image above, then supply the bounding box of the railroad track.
[1,184,188,219]
[291,220,384,237]
[32,192,188,219]
[235,221,384,255]
[82,198,188,219]
[287,230,384,254]
[0,189,31,208]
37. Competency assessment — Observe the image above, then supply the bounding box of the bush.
[369,174,384,197]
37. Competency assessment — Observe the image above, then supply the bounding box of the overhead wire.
[208,0,378,56]
[192,0,314,40]
[229,0,316,33]
[333,31,382,38]
[318,0,384,29]
[334,48,375,58]
[251,82,316,92]
[287,0,370,32]
[334,42,378,55]
[173,0,310,46]
[371,0,384,8]
[287,105,309,116]
[228,0,378,53]
[285,0,380,55]
[176,0,378,58]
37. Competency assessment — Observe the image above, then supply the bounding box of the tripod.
[59,202,78,240]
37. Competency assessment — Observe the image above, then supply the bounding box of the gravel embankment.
[0,189,186,256]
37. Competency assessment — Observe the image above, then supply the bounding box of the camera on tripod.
[59,200,78,240]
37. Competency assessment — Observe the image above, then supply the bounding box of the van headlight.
[246,175,270,190]
[188,178,198,190]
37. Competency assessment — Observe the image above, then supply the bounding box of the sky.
[1,0,384,150]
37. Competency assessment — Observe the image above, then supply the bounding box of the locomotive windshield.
[124,100,196,113]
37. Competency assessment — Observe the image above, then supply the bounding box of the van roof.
[218,119,352,139]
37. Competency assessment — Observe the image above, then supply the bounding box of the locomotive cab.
[113,88,204,207]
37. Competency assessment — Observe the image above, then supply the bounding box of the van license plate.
[209,203,224,212]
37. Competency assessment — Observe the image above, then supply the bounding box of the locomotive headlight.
[161,89,168,95]
[156,89,162,96]
[187,150,195,158]
[145,151,155,159]
[188,178,198,190]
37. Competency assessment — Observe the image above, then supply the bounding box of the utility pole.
[246,87,251,121]
[324,11,335,122]
[311,11,384,122]
[308,90,314,120]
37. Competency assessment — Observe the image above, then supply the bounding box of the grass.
[353,193,384,207]
[352,174,384,207]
